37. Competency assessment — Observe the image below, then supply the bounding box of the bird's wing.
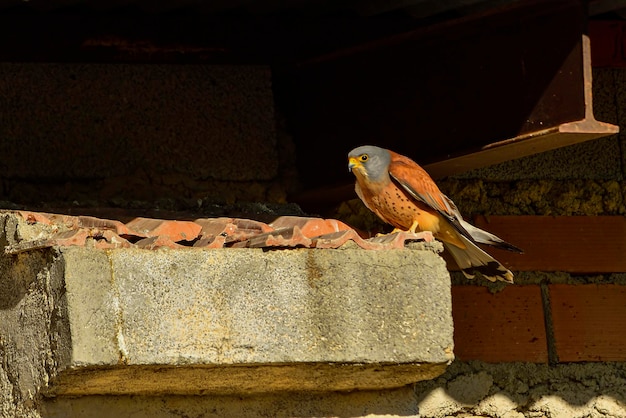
[387,151,474,240]
[459,219,524,253]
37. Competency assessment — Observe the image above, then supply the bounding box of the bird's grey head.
[348,145,391,181]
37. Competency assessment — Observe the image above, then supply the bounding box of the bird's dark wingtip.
[496,242,524,254]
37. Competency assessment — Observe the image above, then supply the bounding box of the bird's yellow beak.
[348,157,362,172]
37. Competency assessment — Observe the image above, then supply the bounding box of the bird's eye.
[360,154,369,162]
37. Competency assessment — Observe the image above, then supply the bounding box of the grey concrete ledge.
[1,212,453,401]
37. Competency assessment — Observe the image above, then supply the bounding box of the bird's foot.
[375,229,434,243]
[376,227,406,237]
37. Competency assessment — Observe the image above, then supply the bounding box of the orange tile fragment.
[135,235,187,250]
[17,211,52,225]
[125,217,202,242]
[270,216,351,238]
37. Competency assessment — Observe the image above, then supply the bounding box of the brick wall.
[442,65,626,367]
[409,65,626,418]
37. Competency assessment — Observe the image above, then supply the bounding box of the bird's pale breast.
[372,181,441,233]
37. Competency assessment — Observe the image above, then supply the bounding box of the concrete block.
[0,212,453,404]
[53,246,453,395]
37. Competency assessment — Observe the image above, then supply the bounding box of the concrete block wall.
[0,63,293,206]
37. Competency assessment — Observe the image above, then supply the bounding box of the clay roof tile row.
[5,211,433,254]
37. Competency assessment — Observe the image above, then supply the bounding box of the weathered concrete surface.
[0,218,69,418]
[52,245,453,395]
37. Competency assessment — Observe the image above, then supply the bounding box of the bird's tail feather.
[459,219,523,253]
[444,234,514,283]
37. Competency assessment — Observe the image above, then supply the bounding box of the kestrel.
[348,145,522,283]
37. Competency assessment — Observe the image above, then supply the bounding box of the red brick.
[550,284,626,362]
[452,285,548,363]
[473,215,626,273]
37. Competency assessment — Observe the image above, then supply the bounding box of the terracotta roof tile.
[232,226,312,248]
[17,211,52,225]
[193,234,227,249]
[269,216,351,237]
[195,217,273,245]
[135,235,187,250]
[77,216,131,235]
[94,230,135,249]
[4,210,434,253]
[125,217,202,242]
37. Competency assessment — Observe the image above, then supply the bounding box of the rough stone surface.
[0,223,67,417]
[34,361,626,417]
[41,387,421,418]
[414,361,626,418]
[437,178,626,217]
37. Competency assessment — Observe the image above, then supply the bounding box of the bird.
[347,145,522,283]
